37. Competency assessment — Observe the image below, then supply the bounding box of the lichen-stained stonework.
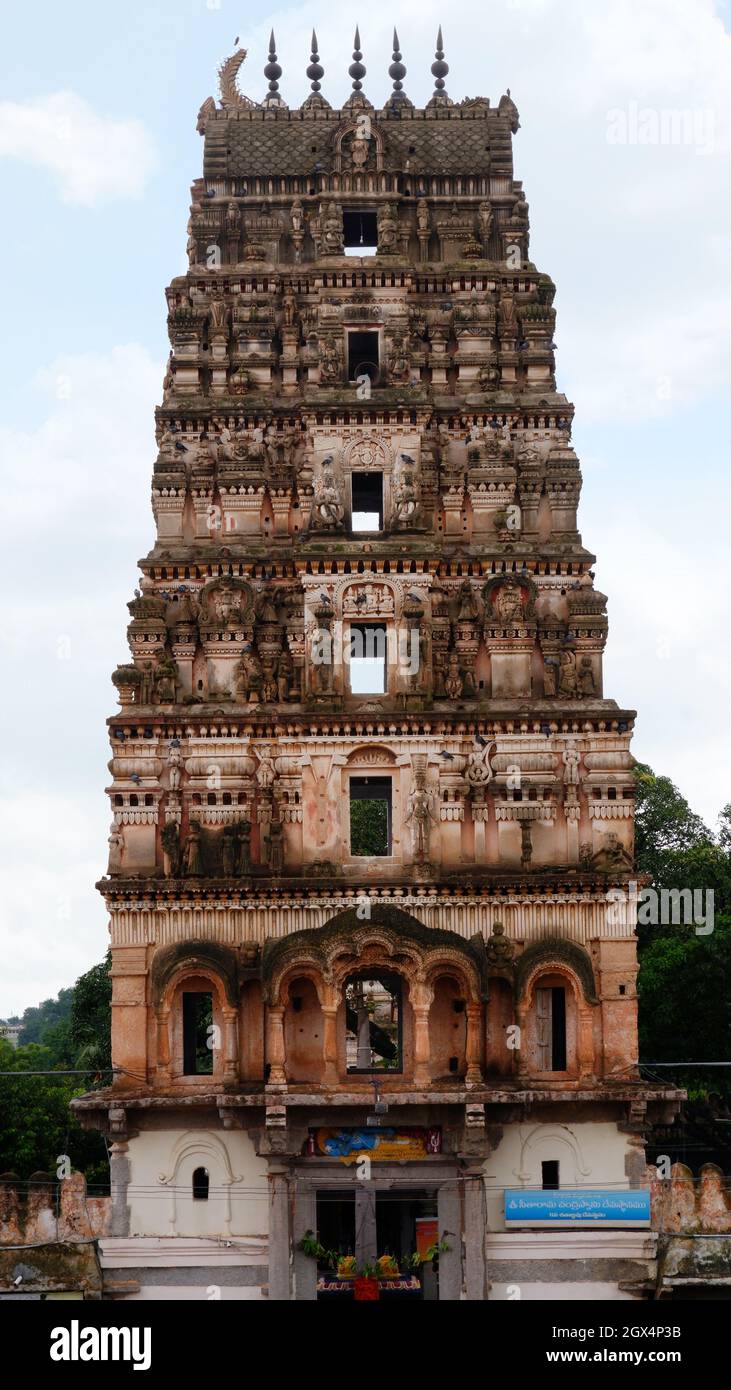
[74,32,682,1302]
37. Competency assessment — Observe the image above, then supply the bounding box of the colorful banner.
[504,1189,651,1227]
[308,1127,442,1163]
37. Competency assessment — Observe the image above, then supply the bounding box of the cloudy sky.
[0,0,729,1017]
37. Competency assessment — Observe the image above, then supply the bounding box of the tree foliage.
[635,765,731,1095]
[0,953,112,1187]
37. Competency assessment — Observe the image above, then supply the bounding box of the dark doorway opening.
[351,471,383,530]
[348,330,379,383]
[182,991,213,1075]
[315,1189,356,1268]
[343,209,378,253]
[542,1160,560,1190]
[551,986,567,1071]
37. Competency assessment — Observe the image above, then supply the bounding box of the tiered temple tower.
[77,32,680,1302]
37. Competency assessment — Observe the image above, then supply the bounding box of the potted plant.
[353,1260,380,1301]
[376,1252,399,1280]
[296,1230,335,1268]
[336,1254,357,1279]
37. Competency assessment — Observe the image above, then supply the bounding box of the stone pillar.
[437,1184,462,1301]
[411,984,433,1087]
[156,1007,172,1083]
[355,1186,377,1266]
[268,1165,292,1300]
[266,1005,287,1087]
[321,1006,339,1085]
[462,1172,488,1300]
[293,1184,317,1302]
[465,1003,484,1088]
[108,1141,131,1237]
[222,1005,238,1085]
[577,1005,595,1078]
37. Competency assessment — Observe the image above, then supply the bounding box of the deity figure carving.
[578,657,596,697]
[221,824,238,877]
[268,818,284,874]
[493,578,524,624]
[289,197,305,259]
[388,334,411,385]
[478,200,493,252]
[543,656,558,697]
[277,646,295,702]
[167,742,183,790]
[108,825,124,875]
[562,738,580,786]
[321,201,344,255]
[182,821,203,877]
[465,738,495,788]
[154,655,179,703]
[405,768,437,860]
[312,460,344,529]
[377,203,398,254]
[592,833,633,872]
[392,463,420,528]
[160,822,180,878]
[558,648,577,697]
[416,200,431,238]
[236,646,263,702]
[343,583,394,615]
[319,339,341,384]
[255,744,277,793]
[235,819,252,875]
[445,651,464,699]
[282,281,298,329]
[457,580,480,623]
[485,922,516,968]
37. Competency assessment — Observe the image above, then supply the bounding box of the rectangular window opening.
[349,622,387,694]
[343,209,378,255]
[348,330,379,383]
[182,991,213,1076]
[542,1160,560,1190]
[351,471,383,531]
[349,775,392,856]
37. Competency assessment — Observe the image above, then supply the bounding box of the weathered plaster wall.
[485,1120,634,1231]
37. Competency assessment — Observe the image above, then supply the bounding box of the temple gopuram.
[75,30,682,1302]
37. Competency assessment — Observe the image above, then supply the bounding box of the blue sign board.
[504,1189,651,1228]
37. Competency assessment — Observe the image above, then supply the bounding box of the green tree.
[0,953,113,1188]
[69,951,112,1073]
[635,764,731,1097]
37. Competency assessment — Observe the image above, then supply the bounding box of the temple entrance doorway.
[314,1186,440,1300]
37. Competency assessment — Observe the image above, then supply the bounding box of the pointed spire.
[307,28,324,94]
[349,26,366,92]
[431,25,449,94]
[263,29,283,101]
[389,28,407,97]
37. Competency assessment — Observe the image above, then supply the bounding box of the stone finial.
[431,25,449,94]
[263,29,285,106]
[349,26,366,92]
[389,28,406,95]
[307,29,324,93]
